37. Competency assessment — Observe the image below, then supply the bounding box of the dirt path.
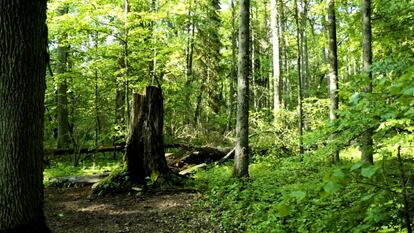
[44,185,205,233]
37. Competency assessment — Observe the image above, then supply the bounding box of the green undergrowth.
[43,153,122,186]
[192,154,414,232]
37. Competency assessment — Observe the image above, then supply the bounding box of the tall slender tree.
[113,0,129,149]
[360,0,374,164]
[234,0,250,178]
[294,0,304,155]
[0,1,50,232]
[56,6,72,148]
[227,0,237,131]
[327,0,339,163]
[301,0,309,96]
[271,0,281,114]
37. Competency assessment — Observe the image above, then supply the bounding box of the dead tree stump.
[92,86,181,195]
[125,86,173,184]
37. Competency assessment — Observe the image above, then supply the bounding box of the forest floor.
[44,185,210,233]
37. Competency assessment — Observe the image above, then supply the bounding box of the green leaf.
[350,161,364,171]
[332,169,346,180]
[403,87,414,96]
[275,203,291,217]
[323,181,340,193]
[290,191,306,201]
[361,193,375,201]
[361,166,378,178]
[350,92,360,104]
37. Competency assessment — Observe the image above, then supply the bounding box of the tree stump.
[125,86,173,184]
[92,86,181,196]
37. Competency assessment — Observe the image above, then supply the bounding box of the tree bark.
[0,1,50,232]
[234,0,250,178]
[280,0,289,108]
[271,0,281,114]
[227,0,237,131]
[56,6,71,148]
[294,0,304,155]
[327,0,340,164]
[301,0,309,96]
[124,86,174,185]
[360,0,374,164]
[184,0,195,125]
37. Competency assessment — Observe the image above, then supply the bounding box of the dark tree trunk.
[234,0,250,178]
[360,0,374,164]
[124,86,175,185]
[327,0,340,163]
[184,0,195,125]
[194,83,204,125]
[301,0,309,96]
[0,1,50,232]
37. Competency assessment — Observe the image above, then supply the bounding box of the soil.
[44,185,210,233]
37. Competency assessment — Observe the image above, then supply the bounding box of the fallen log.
[45,144,188,156]
[168,147,234,168]
[45,146,124,156]
[48,172,111,187]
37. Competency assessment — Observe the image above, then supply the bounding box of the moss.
[91,168,140,196]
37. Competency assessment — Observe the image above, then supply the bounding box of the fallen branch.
[179,163,207,175]
[215,147,236,165]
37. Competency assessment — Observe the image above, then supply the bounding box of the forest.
[0,0,413,232]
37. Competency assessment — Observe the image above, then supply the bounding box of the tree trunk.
[184,0,195,125]
[194,82,204,125]
[94,33,101,148]
[327,0,340,164]
[124,86,174,185]
[360,0,374,164]
[234,0,250,178]
[227,0,237,131]
[114,0,129,150]
[0,1,50,232]
[271,0,281,115]
[280,0,289,108]
[251,9,258,112]
[301,0,309,97]
[56,6,71,148]
[150,0,158,85]
[294,0,304,155]
[114,56,126,148]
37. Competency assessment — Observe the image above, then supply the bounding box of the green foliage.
[192,152,414,232]
[250,109,297,156]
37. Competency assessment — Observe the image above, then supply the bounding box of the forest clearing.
[1,0,413,232]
